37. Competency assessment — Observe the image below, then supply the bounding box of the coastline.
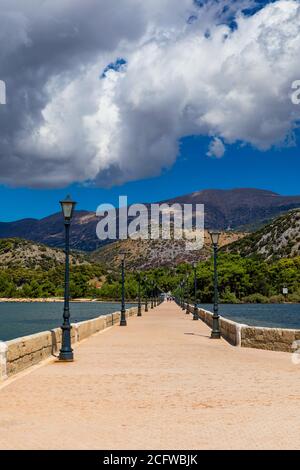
[0,297,113,303]
[0,298,120,303]
[0,297,296,304]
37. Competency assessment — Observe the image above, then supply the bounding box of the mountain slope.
[0,211,100,251]
[91,230,246,270]
[224,209,300,260]
[0,188,300,251]
[0,238,88,270]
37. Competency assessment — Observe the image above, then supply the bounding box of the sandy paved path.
[0,301,299,450]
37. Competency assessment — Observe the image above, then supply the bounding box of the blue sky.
[0,0,299,221]
[1,134,299,221]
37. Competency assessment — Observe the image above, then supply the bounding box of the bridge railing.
[183,303,300,354]
[0,306,142,382]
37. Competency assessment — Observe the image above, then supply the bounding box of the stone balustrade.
[0,306,141,382]
[241,325,300,352]
[187,304,300,352]
[2,302,299,384]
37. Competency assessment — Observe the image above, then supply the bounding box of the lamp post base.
[211,330,221,339]
[120,308,127,326]
[193,307,199,320]
[137,308,142,317]
[59,351,74,361]
[211,314,221,339]
[59,322,73,361]
[58,357,74,362]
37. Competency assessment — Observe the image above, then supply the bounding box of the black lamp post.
[209,231,221,339]
[185,275,190,314]
[179,283,181,307]
[182,280,185,310]
[137,271,142,317]
[144,276,148,312]
[180,281,183,308]
[178,284,181,307]
[193,262,199,321]
[151,281,154,309]
[120,252,127,326]
[59,195,77,362]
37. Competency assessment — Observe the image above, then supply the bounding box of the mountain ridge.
[91,230,246,270]
[0,188,300,251]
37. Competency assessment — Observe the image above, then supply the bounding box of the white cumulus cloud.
[0,0,300,187]
[207,138,226,158]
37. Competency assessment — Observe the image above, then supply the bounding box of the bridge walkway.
[0,301,299,449]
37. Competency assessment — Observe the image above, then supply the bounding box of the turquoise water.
[199,303,300,329]
[0,302,136,341]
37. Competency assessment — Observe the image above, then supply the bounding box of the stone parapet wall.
[241,326,300,353]
[197,307,240,345]
[198,308,214,329]
[187,304,299,351]
[74,316,106,342]
[219,317,242,346]
[0,306,140,382]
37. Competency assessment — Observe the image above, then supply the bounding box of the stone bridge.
[0,301,299,450]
